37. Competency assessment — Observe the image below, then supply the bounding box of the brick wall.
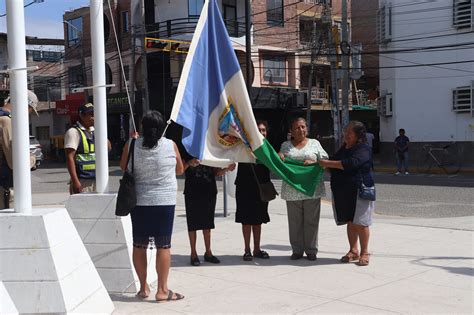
[351,0,378,98]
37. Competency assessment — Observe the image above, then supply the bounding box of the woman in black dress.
[183,157,234,266]
[235,121,272,261]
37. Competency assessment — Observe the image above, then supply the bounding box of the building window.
[377,5,392,43]
[267,0,284,26]
[262,55,287,84]
[189,0,205,16]
[36,126,50,141]
[32,76,59,102]
[68,65,84,90]
[452,84,472,113]
[67,17,83,47]
[121,11,130,33]
[453,0,472,29]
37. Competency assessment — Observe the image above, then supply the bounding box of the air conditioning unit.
[377,91,393,117]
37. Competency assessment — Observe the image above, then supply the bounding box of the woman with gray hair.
[319,121,375,266]
[279,117,328,261]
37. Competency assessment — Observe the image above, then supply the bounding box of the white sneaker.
[395,171,401,175]
[405,172,409,175]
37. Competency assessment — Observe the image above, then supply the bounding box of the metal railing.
[146,17,246,39]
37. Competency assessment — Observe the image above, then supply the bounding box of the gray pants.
[286,198,321,255]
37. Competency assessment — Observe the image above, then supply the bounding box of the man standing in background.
[394,128,409,175]
[0,90,39,209]
[65,103,96,194]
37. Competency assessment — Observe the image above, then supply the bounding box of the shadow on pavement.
[170,254,340,267]
[413,256,474,277]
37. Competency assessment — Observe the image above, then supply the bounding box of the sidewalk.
[111,194,473,314]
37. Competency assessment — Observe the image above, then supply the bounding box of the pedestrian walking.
[319,121,375,266]
[119,110,185,302]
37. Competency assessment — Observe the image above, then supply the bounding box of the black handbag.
[115,139,136,216]
[358,171,376,201]
[250,164,278,202]
[359,183,376,201]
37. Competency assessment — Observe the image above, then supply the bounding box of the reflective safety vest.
[74,125,96,179]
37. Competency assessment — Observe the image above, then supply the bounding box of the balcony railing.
[146,17,246,39]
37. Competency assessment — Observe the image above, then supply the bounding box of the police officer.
[65,103,96,194]
[0,90,39,209]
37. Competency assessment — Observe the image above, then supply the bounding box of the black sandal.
[243,251,253,261]
[253,250,270,259]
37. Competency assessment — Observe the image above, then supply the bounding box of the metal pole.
[222,173,228,217]
[90,0,109,193]
[140,0,150,114]
[341,0,350,130]
[245,0,252,91]
[306,17,318,134]
[6,0,32,213]
[327,11,341,151]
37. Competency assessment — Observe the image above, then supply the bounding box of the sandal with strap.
[340,251,360,263]
[156,290,184,302]
[357,253,370,266]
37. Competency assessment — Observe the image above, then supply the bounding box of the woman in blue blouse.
[319,121,375,266]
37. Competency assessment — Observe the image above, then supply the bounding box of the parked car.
[29,136,43,170]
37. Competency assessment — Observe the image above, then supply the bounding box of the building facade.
[0,33,66,155]
[142,0,354,151]
[62,0,133,158]
[378,0,474,165]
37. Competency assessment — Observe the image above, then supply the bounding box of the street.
[31,162,474,219]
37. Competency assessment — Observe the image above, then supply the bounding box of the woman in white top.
[279,117,328,261]
[120,111,184,302]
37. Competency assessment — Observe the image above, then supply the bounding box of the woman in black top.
[183,157,235,266]
[235,121,271,261]
[319,121,375,266]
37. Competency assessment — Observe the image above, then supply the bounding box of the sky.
[0,0,89,39]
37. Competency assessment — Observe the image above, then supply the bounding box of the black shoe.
[253,250,270,259]
[204,253,220,264]
[306,253,317,261]
[190,256,200,266]
[290,253,303,260]
[243,251,253,261]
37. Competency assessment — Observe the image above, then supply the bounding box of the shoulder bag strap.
[127,138,136,174]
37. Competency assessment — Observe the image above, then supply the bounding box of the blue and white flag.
[170,0,259,167]
[170,0,323,196]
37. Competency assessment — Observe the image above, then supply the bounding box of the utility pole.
[326,5,341,151]
[245,0,252,92]
[305,16,319,135]
[340,0,350,130]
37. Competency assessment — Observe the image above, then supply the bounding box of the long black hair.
[347,120,367,144]
[141,110,166,149]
